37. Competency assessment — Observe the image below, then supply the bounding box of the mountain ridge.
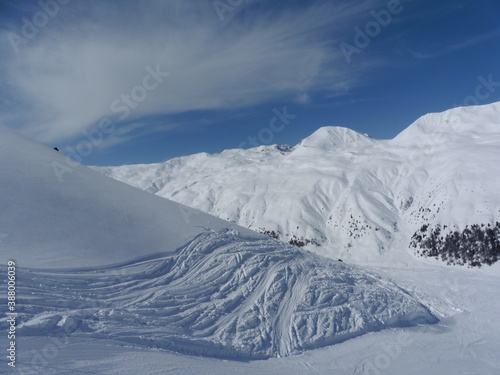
[94,102,500,266]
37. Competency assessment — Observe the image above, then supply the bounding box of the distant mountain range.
[94,102,500,267]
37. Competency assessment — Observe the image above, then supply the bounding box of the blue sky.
[1,0,499,166]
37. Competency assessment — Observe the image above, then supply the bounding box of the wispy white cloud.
[96,121,179,149]
[407,28,500,60]
[0,0,385,144]
[447,29,500,53]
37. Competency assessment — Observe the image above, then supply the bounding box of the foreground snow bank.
[5,230,437,359]
[0,124,253,269]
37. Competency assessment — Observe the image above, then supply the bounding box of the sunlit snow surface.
[1,104,500,374]
[3,230,436,359]
[94,103,500,265]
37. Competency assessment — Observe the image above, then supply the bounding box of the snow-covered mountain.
[0,124,438,359]
[94,103,500,266]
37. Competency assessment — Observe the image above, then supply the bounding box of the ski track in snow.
[1,230,438,360]
[8,265,500,375]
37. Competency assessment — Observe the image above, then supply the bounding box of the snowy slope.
[94,102,500,266]
[0,124,254,269]
[0,125,439,359]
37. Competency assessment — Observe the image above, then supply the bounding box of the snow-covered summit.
[295,126,373,151]
[95,102,500,267]
[392,102,500,147]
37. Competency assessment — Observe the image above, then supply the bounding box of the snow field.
[0,230,437,360]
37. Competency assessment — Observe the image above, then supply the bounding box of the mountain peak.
[295,126,373,152]
[392,101,500,146]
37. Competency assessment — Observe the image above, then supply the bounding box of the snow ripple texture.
[8,230,437,359]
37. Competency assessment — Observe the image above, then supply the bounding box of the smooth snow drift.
[0,124,254,269]
[94,103,500,266]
